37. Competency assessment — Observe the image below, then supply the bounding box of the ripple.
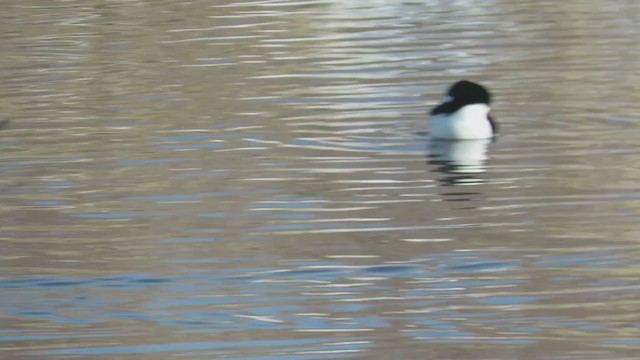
[2,0,640,359]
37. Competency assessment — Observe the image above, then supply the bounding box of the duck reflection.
[428,138,492,186]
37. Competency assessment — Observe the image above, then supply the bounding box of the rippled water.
[2,1,640,359]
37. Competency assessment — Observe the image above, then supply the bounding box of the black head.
[431,80,491,116]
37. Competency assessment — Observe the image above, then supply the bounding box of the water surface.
[1,0,640,359]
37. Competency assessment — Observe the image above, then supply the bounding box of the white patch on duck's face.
[442,95,454,103]
[430,104,493,140]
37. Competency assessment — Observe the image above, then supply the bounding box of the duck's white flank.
[430,104,492,140]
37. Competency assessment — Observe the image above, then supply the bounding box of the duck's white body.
[429,138,490,173]
[430,104,493,140]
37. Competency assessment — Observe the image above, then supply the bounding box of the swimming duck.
[430,80,497,140]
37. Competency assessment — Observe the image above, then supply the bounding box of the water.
[1,0,640,359]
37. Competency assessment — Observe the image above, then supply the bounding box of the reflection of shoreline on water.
[428,138,492,185]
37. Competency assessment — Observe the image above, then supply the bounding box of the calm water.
[1,1,640,359]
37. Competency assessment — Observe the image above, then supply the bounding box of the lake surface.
[1,0,640,359]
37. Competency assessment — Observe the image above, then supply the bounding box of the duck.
[429,80,497,140]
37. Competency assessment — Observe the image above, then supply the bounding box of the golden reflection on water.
[1,0,640,359]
